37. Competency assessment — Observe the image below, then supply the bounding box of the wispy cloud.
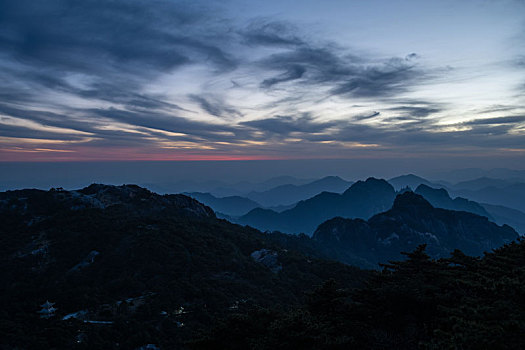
[0,0,524,161]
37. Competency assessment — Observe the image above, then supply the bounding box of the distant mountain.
[481,203,525,235]
[432,168,525,183]
[313,192,518,268]
[209,176,314,198]
[143,176,314,198]
[246,176,353,207]
[388,174,440,191]
[239,178,396,235]
[185,192,260,216]
[451,183,525,212]
[413,184,525,235]
[0,184,367,348]
[254,175,315,190]
[452,177,520,191]
[415,184,492,218]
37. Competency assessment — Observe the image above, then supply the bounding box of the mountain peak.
[415,184,450,198]
[343,177,393,195]
[392,191,434,211]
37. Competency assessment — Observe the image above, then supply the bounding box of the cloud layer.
[0,0,524,161]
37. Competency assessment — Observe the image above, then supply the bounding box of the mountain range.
[387,174,441,191]
[244,176,353,207]
[313,191,518,268]
[1,183,521,348]
[184,192,261,216]
[238,178,396,235]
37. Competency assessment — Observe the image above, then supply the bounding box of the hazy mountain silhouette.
[452,177,521,191]
[481,203,525,235]
[239,177,395,235]
[144,176,314,198]
[432,168,525,183]
[313,192,518,268]
[414,184,525,235]
[452,183,525,212]
[245,176,353,207]
[415,184,492,218]
[185,192,261,216]
[388,174,440,191]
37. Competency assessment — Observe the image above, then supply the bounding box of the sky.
[0,0,525,168]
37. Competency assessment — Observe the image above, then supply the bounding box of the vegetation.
[192,240,525,349]
[0,185,367,349]
[1,184,522,349]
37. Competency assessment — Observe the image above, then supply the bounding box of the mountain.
[143,176,314,198]
[388,174,440,191]
[410,184,525,235]
[414,184,492,218]
[452,177,521,191]
[414,184,525,235]
[193,240,525,349]
[239,178,396,235]
[481,203,525,235]
[452,183,525,212]
[185,192,260,216]
[209,176,315,198]
[432,168,525,183]
[246,176,353,207]
[0,184,368,349]
[312,192,518,268]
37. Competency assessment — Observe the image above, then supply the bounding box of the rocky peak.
[391,191,434,212]
[343,177,394,196]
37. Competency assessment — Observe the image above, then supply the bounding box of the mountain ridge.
[312,191,518,267]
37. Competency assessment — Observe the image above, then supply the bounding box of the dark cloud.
[241,18,425,98]
[329,57,422,98]
[241,20,304,47]
[0,0,237,116]
[353,112,381,121]
[261,65,306,88]
[388,105,441,118]
[1,0,520,161]
[256,43,423,98]
[240,114,340,136]
[0,0,235,74]
[189,94,243,118]
[464,116,525,125]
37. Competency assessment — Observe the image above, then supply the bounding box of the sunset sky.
[1,0,525,164]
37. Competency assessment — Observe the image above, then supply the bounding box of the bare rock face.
[251,249,282,273]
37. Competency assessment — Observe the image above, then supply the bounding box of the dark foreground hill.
[238,177,396,235]
[313,192,518,268]
[0,184,367,349]
[192,240,525,349]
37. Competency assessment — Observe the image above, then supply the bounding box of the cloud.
[240,114,340,136]
[241,20,304,47]
[464,116,525,125]
[0,0,522,161]
[388,105,442,118]
[0,0,238,113]
[189,94,243,118]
